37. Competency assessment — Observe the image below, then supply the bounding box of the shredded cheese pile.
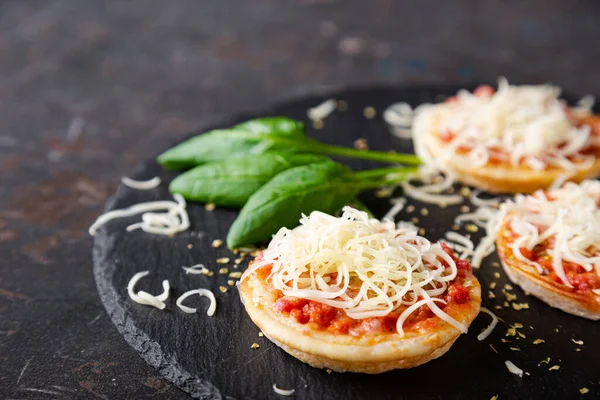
[493,180,600,287]
[244,206,468,335]
[413,78,596,171]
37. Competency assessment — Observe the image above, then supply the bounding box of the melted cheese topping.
[243,206,468,336]
[413,78,595,171]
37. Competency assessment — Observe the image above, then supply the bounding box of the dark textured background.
[1,1,599,398]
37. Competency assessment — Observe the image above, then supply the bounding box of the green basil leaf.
[169,153,329,207]
[226,161,359,248]
[157,117,314,170]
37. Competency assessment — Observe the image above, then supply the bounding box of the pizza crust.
[497,225,600,320]
[238,271,481,373]
[422,131,600,194]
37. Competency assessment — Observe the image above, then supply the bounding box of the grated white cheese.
[477,307,498,341]
[383,197,406,221]
[176,289,217,316]
[454,204,500,268]
[307,99,337,121]
[444,232,474,260]
[182,264,210,275]
[243,207,468,336]
[505,360,524,377]
[401,176,463,206]
[470,190,501,208]
[573,95,596,115]
[127,271,169,310]
[272,384,295,396]
[384,102,414,139]
[89,194,189,236]
[121,176,161,190]
[412,78,596,172]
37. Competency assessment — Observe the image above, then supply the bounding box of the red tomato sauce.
[263,244,474,336]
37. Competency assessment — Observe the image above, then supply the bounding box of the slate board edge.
[92,193,229,400]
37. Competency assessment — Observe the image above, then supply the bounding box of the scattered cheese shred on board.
[127,271,169,310]
[272,384,295,396]
[182,264,210,275]
[400,171,463,206]
[383,197,406,221]
[175,289,217,316]
[505,360,524,377]
[121,176,161,190]
[307,99,336,121]
[470,190,501,208]
[89,194,189,236]
[477,307,498,341]
[444,231,474,260]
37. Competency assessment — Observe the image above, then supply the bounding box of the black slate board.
[93,86,599,400]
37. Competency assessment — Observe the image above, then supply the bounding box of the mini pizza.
[496,180,600,319]
[238,207,481,373]
[413,78,600,193]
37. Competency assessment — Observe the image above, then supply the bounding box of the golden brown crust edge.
[423,130,600,194]
[265,333,458,374]
[497,231,600,320]
[238,273,481,373]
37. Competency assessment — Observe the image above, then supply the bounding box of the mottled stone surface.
[1,0,599,398]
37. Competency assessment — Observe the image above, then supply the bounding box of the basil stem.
[310,142,421,166]
[157,117,420,170]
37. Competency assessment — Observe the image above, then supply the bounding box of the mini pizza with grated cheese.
[413,78,600,193]
[238,207,481,373]
[496,180,600,319]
